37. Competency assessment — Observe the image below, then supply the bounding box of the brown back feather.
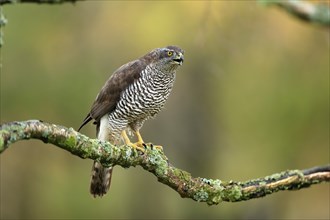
[78,51,158,131]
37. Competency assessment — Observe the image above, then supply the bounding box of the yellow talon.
[153,145,163,151]
[144,143,163,151]
[135,130,163,151]
[129,142,146,152]
[121,130,163,152]
[121,130,145,152]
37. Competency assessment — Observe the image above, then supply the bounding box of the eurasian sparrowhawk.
[78,46,184,197]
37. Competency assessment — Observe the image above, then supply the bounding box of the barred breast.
[112,65,176,122]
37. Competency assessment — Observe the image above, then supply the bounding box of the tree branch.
[0,120,329,205]
[259,0,330,26]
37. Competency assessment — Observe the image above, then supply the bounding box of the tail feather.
[90,161,113,197]
[78,113,93,132]
[89,115,116,197]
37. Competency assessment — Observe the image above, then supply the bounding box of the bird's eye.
[167,51,173,56]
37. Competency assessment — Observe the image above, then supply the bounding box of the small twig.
[0,120,329,205]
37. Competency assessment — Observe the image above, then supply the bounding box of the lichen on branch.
[0,120,329,205]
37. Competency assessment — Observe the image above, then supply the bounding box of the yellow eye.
[167,51,173,56]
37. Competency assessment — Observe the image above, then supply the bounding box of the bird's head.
[146,46,184,72]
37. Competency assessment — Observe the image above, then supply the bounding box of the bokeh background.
[1,1,329,219]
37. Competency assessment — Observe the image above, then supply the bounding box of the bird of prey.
[78,46,184,197]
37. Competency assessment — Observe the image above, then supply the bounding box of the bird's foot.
[128,142,164,155]
[122,130,145,152]
[128,142,146,152]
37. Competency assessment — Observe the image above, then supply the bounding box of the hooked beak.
[173,52,184,65]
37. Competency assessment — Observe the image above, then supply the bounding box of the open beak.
[173,52,184,65]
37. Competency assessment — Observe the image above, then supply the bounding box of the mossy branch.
[0,120,329,205]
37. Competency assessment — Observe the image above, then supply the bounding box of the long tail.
[89,116,116,197]
[90,161,113,197]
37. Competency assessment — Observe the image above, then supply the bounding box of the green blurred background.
[0,1,329,219]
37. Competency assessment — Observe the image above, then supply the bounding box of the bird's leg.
[135,130,163,151]
[135,130,144,146]
[121,130,145,152]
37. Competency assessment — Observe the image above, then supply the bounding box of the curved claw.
[144,143,163,151]
[152,144,163,151]
[121,130,162,152]
[128,142,146,152]
[121,130,145,152]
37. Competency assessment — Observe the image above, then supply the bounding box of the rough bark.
[1,120,329,205]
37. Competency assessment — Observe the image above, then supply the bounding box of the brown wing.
[78,59,147,131]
